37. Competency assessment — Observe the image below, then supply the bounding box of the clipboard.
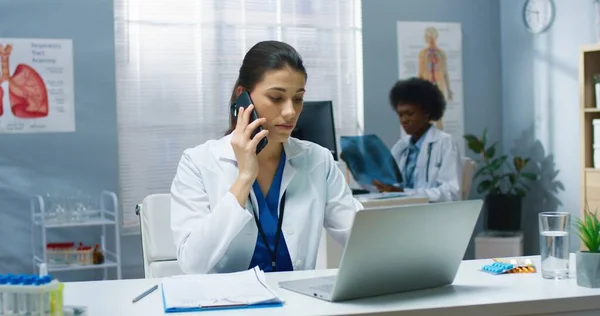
[161,287,283,313]
[160,267,284,313]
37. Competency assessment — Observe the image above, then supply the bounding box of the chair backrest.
[461,157,477,200]
[138,193,184,278]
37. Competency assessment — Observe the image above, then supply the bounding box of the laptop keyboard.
[308,276,336,293]
[310,283,334,293]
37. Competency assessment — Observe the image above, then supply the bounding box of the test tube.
[16,275,29,315]
[20,276,34,315]
[8,276,21,315]
[41,276,52,315]
[0,275,6,315]
[30,277,42,316]
[39,263,48,278]
[3,274,14,315]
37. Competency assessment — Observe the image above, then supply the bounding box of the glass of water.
[539,212,570,279]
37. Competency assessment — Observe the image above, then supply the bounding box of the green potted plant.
[464,129,537,231]
[575,207,600,288]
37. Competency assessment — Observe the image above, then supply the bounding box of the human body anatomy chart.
[0,38,74,133]
[396,21,465,155]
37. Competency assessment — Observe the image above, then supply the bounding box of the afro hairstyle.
[388,77,446,121]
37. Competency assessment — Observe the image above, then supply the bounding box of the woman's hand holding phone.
[229,104,269,206]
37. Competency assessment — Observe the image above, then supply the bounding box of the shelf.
[582,44,600,243]
[30,190,122,280]
[581,43,600,53]
[34,256,118,272]
[32,208,118,228]
[35,218,116,228]
[582,112,600,168]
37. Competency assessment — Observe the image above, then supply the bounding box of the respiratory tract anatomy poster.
[0,38,75,133]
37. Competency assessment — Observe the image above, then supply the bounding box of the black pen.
[132,284,158,303]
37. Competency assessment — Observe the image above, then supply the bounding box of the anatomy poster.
[396,21,465,155]
[0,38,75,133]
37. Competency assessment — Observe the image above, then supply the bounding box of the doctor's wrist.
[235,174,255,187]
[229,175,254,207]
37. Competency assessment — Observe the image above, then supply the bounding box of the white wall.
[500,0,597,254]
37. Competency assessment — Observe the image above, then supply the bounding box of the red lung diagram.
[0,44,49,118]
[0,86,3,116]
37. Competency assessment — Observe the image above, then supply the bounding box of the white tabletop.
[64,254,600,316]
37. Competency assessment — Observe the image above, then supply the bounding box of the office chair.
[461,157,477,200]
[136,193,184,278]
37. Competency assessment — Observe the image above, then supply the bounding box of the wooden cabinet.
[580,44,600,249]
[584,170,600,213]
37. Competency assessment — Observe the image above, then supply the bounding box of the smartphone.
[231,90,268,155]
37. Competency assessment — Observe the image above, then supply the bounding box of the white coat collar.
[215,133,309,162]
[214,133,309,206]
[411,124,443,145]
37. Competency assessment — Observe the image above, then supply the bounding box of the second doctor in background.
[170,40,363,275]
[373,77,461,202]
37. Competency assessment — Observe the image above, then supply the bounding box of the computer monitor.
[292,101,338,161]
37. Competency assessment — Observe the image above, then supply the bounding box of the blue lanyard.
[248,191,286,271]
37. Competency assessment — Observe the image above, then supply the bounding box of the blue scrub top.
[248,151,294,272]
[404,125,431,188]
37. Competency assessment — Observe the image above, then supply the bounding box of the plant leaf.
[518,182,531,191]
[575,210,600,252]
[484,143,496,160]
[477,180,492,194]
[508,174,516,185]
[514,187,527,197]
[464,135,483,154]
[474,165,492,179]
[591,211,600,251]
[490,177,503,191]
[513,157,525,171]
[522,172,537,181]
[482,128,488,147]
[489,155,508,171]
[463,134,477,143]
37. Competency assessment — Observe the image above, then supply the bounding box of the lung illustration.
[0,44,49,118]
[0,86,3,116]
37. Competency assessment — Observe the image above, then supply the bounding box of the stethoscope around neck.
[400,142,435,183]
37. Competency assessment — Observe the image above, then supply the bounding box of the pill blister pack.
[481,258,537,275]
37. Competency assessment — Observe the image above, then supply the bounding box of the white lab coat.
[391,125,462,202]
[170,134,363,274]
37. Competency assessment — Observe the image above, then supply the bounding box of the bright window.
[114,0,363,233]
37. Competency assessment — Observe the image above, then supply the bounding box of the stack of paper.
[161,266,284,313]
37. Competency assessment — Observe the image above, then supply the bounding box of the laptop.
[278,199,483,302]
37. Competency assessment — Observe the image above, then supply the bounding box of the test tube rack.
[0,275,63,316]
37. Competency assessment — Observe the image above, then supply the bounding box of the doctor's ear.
[235,86,245,96]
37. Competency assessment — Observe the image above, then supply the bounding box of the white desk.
[63,254,600,316]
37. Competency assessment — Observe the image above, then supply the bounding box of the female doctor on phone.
[170,40,363,275]
[372,77,462,202]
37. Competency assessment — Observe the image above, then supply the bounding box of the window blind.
[114,0,363,234]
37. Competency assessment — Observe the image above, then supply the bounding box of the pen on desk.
[132,284,158,303]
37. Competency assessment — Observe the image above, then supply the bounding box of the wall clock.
[523,0,555,34]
